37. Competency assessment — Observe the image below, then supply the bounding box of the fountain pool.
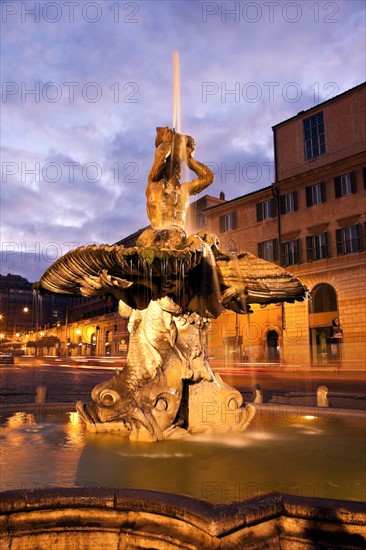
[1,404,364,504]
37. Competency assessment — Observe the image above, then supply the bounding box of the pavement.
[4,354,366,411]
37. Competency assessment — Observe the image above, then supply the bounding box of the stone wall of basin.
[0,488,365,549]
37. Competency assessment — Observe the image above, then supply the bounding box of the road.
[0,356,365,408]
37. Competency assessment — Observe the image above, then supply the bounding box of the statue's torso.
[146,177,189,230]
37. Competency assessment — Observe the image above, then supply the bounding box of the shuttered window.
[305,182,326,207]
[306,233,329,261]
[258,239,278,262]
[336,225,362,255]
[219,211,237,233]
[280,239,300,266]
[334,172,357,198]
[280,191,298,214]
[256,198,277,221]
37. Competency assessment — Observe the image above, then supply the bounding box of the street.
[0,356,365,408]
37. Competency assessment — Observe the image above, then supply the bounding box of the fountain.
[1,56,364,548]
[37,124,306,442]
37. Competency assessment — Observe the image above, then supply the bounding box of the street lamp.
[13,307,30,341]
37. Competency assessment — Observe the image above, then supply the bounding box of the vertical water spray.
[172,50,189,197]
[172,50,181,133]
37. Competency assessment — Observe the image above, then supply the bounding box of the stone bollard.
[317,385,329,407]
[252,384,263,404]
[35,385,47,404]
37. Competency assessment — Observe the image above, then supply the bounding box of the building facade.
[200,83,366,368]
[0,273,68,351]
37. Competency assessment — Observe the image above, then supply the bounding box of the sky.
[1,0,365,282]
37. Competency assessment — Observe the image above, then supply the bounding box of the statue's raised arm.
[181,136,214,196]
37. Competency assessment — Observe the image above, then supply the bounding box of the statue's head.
[155,126,175,147]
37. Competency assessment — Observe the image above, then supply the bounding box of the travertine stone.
[1,489,365,549]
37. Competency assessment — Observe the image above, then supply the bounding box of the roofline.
[272,81,366,130]
[202,185,273,212]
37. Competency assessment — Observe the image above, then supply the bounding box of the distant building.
[200,82,366,367]
[185,193,227,235]
[0,273,68,346]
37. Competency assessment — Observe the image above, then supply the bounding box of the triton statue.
[146,127,214,231]
[39,127,306,442]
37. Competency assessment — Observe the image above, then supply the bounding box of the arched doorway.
[267,329,280,362]
[309,283,341,363]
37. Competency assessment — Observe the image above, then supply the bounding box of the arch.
[267,329,280,362]
[310,283,338,313]
[308,283,341,363]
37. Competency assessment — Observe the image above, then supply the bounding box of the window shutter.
[305,186,312,207]
[256,203,263,222]
[335,229,343,255]
[356,224,362,251]
[280,243,287,266]
[351,171,357,194]
[219,215,225,233]
[232,210,237,230]
[280,195,286,215]
[271,198,277,217]
[324,232,330,258]
[306,236,314,261]
[258,242,263,258]
[295,239,301,263]
[293,191,298,211]
[320,181,326,203]
[272,238,279,262]
[334,176,342,198]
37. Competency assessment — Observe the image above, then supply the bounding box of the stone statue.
[39,127,306,442]
[146,127,214,231]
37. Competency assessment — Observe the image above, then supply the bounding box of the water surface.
[1,407,364,503]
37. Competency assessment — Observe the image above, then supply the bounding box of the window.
[334,172,356,198]
[311,283,338,313]
[196,213,205,228]
[256,198,277,221]
[258,239,278,262]
[304,111,325,159]
[305,182,326,207]
[336,224,362,255]
[306,233,329,261]
[280,239,300,266]
[280,191,298,214]
[219,211,237,233]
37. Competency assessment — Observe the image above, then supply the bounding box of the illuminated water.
[1,407,364,504]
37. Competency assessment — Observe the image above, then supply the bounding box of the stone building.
[199,82,366,368]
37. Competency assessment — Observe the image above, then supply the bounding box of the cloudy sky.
[1,0,365,281]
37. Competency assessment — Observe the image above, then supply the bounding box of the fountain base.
[1,488,365,549]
